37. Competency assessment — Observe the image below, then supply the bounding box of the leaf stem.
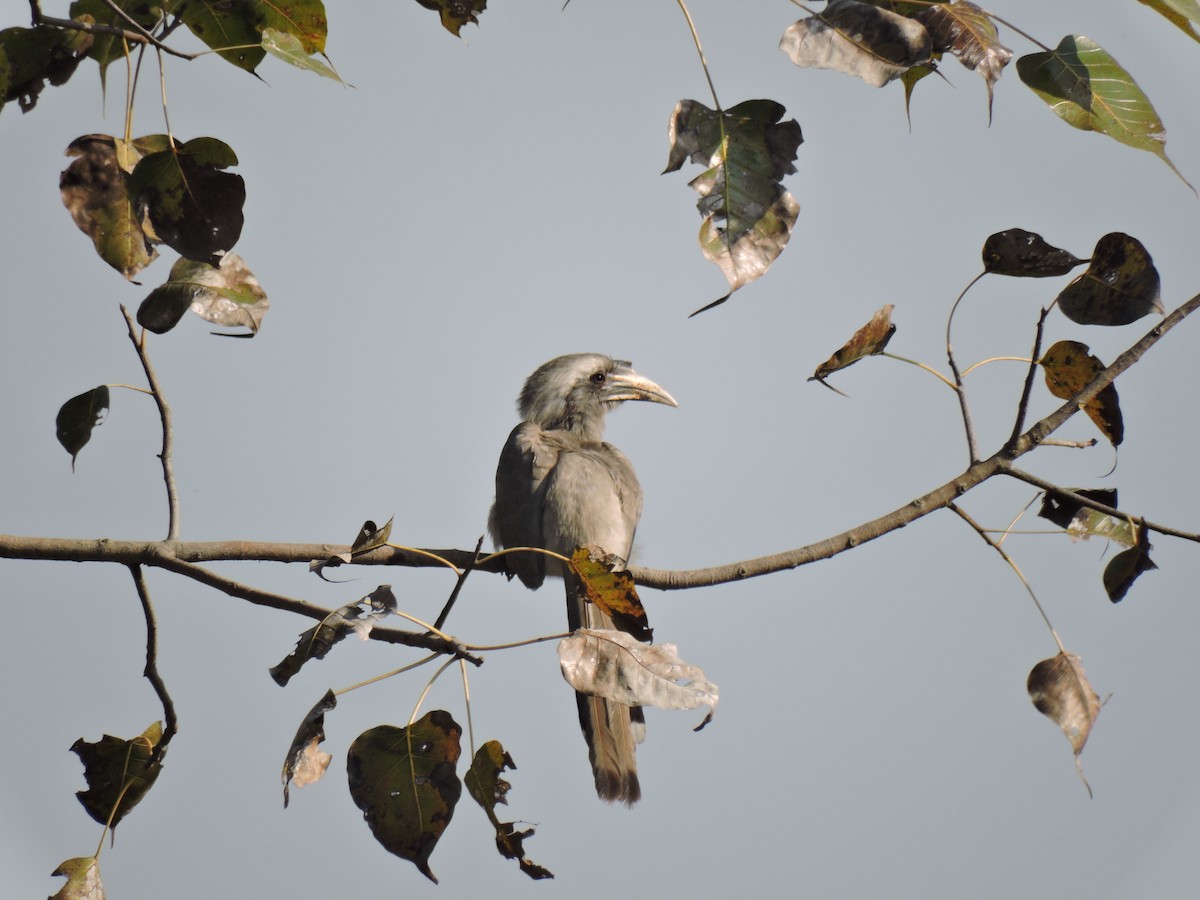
[675,0,722,113]
[879,352,958,390]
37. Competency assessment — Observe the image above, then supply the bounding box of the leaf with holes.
[413,0,488,36]
[465,741,554,880]
[919,0,1012,121]
[72,722,165,831]
[270,586,398,686]
[1040,340,1123,447]
[982,228,1083,277]
[282,690,336,807]
[347,712,463,884]
[664,98,802,314]
[1017,35,1192,190]
[1056,233,1163,326]
[779,0,932,88]
[139,253,269,335]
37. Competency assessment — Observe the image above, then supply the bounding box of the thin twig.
[944,271,988,464]
[433,536,483,630]
[29,0,198,60]
[120,306,180,540]
[127,564,178,752]
[1005,307,1051,451]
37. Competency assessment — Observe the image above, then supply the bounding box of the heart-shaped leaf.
[1040,340,1123,447]
[1056,233,1163,326]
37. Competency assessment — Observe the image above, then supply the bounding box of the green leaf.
[60,134,160,279]
[49,856,105,900]
[413,0,488,37]
[347,712,463,884]
[69,0,162,83]
[1104,536,1157,603]
[178,0,266,72]
[664,98,803,314]
[1056,233,1163,326]
[128,137,246,264]
[1016,35,1193,190]
[261,28,342,81]
[1137,0,1200,43]
[56,385,110,470]
[72,722,165,831]
[259,0,329,53]
[465,741,554,880]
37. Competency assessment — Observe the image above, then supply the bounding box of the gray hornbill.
[489,353,677,805]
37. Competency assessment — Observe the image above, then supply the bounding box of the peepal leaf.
[1104,527,1157,603]
[413,0,487,36]
[57,385,110,470]
[465,741,554,880]
[347,712,463,884]
[1137,0,1200,43]
[810,304,896,387]
[50,856,105,900]
[919,1,1011,121]
[982,228,1083,277]
[139,253,269,335]
[72,722,165,830]
[0,24,91,115]
[1037,488,1136,547]
[1027,651,1101,794]
[559,629,719,731]
[128,137,245,264]
[282,690,336,807]
[1040,340,1123,447]
[1038,487,1118,529]
[69,0,162,82]
[1017,35,1192,190]
[779,0,932,88]
[311,517,394,575]
[1056,233,1163,326]
[269,585,398,686]
[177,1,266,72]
[569,547,652,642]
[259,0,329,53]
[665,99,803,314]
[60,134,159,279]
[261,28,342,81]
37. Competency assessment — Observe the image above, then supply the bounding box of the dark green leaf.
[1056,233,1163,326]
[1017,35,1193,190]
[1104,528,1157,603]
[177,0,266,72]
[664,98,803,314]
[413,0,488,36]
[347,712,463,883]
[129,137,245,264]
[0,25,92,115]
[69,1,162,82]
[56,385,110,470]
[72,722,165,830]
[982,228,1083,277]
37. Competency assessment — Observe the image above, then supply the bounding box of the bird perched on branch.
[489,353,677,805]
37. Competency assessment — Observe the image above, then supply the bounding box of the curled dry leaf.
[981,228,1083,277]
[919,0,1012,121]
[780,0,932,88]
[56,385,110,471]
[138,253,269,335]
[559,629,718,730]
[1027,651,1101,794]
[311,517,394,576]
[49,855,105,900]
[464,741,554,880]
[1037,488,1136,547]
[810,304,896,385]
[1104,525,1157,603]
[71,722,165,831]
[347,711,463,884]
[282,690,337,807]
[1056,233,1163,326]
[1040,340,1123,447]
[269,585,398,686]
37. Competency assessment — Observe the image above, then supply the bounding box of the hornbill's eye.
[590,372,607,384]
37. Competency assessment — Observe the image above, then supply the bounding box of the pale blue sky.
[3,2,1200,897]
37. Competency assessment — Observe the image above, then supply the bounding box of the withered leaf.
[779,0,932,88]
[269,586,398,686]
[465,741,554,880]
[139,253,268,334]
[128,137,245,264]
[1027,651,1101,793]
[982,228,1083,277]
[1037,488,1136,547]
[413,0,487,36]
[347,712,463,884]
[56,385,110,471]
[664,98,802,314]
[559,630,719,731]
[72,722,165,831]
[1040,340,1123,447]
[1037,488,1118,529]
[60,135,159,279]
[1104,526,1157,603]
[282,690,337,807]
[49,856,105,900]
[1056,233,1163,326]
[919,0,1012,121]
[810,304,896,385]
[569,547,652,642]
[0,24,91,115]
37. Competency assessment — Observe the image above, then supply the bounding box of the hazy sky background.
[3,1,1200,897]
